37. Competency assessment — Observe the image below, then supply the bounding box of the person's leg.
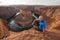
[43,29,45,36]
[38,26,43,32]
[39,29,43,32]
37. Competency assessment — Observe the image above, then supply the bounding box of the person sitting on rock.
[32,15,46,32]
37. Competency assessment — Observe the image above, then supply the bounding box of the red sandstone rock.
[0,6,60,40]
[0,19,10,39]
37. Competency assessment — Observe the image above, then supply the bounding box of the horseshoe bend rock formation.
[14,9,33,26]
[0,6,60,40]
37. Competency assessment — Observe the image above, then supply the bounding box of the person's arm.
[32,19,36,25]
[32,18,39,25]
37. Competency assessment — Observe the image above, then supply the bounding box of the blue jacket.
[38,20,46,30]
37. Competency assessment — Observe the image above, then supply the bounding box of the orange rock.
[0,19,10,39]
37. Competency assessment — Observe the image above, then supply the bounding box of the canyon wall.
[0,6,60,40]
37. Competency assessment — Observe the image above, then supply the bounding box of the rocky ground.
[1,28,60,40]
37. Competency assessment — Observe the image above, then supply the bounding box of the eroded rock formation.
[0,6,60,40]
[0,19,10,39]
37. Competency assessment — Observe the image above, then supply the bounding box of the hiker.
[32,15,46,32]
